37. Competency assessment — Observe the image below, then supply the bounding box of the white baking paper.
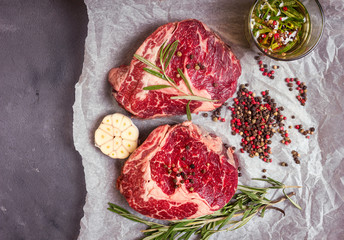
[73,0,344,239]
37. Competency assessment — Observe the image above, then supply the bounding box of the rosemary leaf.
[238,185,267,193]
[166,76,176,85]
[178,229,196,240]
[252,177,283,187]
[283,189,302,210]
[177,68,194,95]
[163,221,188,239]
[217,210,237,230]
[164,40,178,70]
[143,85,172,90]
[238,199,243,210]
[162,42,171,62]
[186,101,192,121]
[171,95,217,102]
[260,206,267,217]
[142,231,164,240]
[231,213,256,231]
[201,231,215,240]
[143,68,166,80]
[159,41,166,65]
[134,54,162,72]
[241,209,251,221]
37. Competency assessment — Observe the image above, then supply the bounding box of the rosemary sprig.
[108,177,302,240]
[134,41,217,120]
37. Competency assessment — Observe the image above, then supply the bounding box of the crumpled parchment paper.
[73,0,344,239]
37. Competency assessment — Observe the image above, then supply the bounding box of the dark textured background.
[0,0,88,239]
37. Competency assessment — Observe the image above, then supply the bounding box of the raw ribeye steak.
[109,19,241,119]
[117,121,238,220]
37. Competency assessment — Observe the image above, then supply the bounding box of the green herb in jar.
[251,0,310,56]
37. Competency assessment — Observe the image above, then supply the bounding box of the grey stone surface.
[0,0,88,239]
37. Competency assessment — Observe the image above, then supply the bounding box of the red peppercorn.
[263,72,268,76]
[295,125,300,129]
[266,135,270,139]
[273,20,277,25]
[296,81,301,85]
[306,136,310,139]
[261,91,266,96]
[271,70,275,74]
[285,133,289,137]
[279,17,282,21]
[283,6,288,11]
[240,148,244,153]
[258,60,263,65]
[221,118,225,122]
[260,67,264,71]
[262,34,266,38]
[285,142,289,145]
[173,167,178,172]
[268,73,272,77]
[274,33,279,40]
